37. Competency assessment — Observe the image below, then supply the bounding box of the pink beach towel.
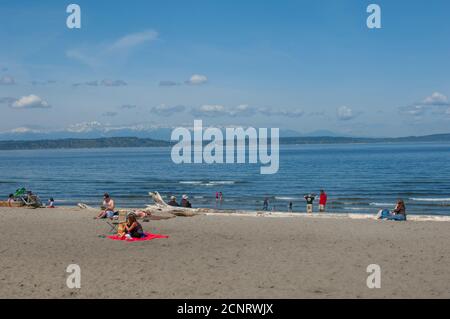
[108,232,169,242]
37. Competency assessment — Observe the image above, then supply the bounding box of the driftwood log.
[145,192,203,217]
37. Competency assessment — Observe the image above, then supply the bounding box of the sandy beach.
[0,206,449,299]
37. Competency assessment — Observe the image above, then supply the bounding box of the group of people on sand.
[168,194,192,208]
[6,189,55,208]
[94,193,146,239]
[93,192,195,239]
[5,188,407,223]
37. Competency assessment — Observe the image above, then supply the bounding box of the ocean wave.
[179,181,236,186]
[410,197,450,202]
[275,196,297,201]
[344,207,368,211]
[369,202,393,206]
[207,181,236,185]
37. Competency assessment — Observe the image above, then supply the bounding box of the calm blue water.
[1,143,450,216]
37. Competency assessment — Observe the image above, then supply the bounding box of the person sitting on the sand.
[7,194,14,207]
[377,199,407,221]
[180,194,192,208]
[168,196,179,207]
[47,197,55,208]
[95,193,116,219]
[124,213,145,239]
[128,209,151,220]
[391,199,407,220]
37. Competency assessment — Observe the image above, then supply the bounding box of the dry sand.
[0,206,449,298]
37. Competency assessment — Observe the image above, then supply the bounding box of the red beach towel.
[108,232,169,242]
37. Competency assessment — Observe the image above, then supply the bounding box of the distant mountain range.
[0,126,347,141]
[0,133,449,150]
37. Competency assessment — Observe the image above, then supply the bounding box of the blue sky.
[1,0,450,137]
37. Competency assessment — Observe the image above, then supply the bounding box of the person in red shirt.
[319,190,327,212]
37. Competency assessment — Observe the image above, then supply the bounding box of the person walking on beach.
[219,192,223,201]
[216,192,219,201]
[288,201,293,212]
[263,198,269,211]
[304,194,316,214]
[319,190,327,212]
[95,193,116,219]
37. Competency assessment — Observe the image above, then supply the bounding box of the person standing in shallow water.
[263,198,269,211]
[304,194,316,213]
[319,190,327,212]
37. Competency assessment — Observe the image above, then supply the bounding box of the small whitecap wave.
[208,181,235,185]
[275,196,297,201]
[179,181,202,185]
[410,197,450,202]
[369,202,393,206]
[344,207,368,211]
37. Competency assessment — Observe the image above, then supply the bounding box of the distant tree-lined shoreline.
[0,134,450,150]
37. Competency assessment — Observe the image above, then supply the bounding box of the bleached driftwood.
[77,203,97,210]
[146,192,203,217]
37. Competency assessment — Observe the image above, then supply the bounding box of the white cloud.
[67,29,158,67]
[151,104,186,115]
[185,74,208,85]
[65,121,167,134]
[67,121,103,133]
[101,79,127,87]
[258,107,304,117]
[109,30,158,51]
[337,106,355,121]
[11,95,50,109]
[192,104,304,118]
[0,75,15,85]
[9,127,41,133]
[400,92,450,117]
[192,104,225,116]
[400,104,426,116]
[72,79,128,87]
[422,92,449,105]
